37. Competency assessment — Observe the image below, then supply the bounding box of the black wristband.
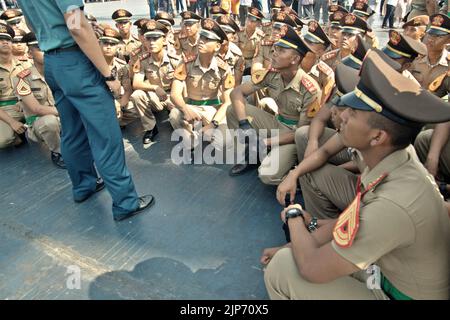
[238,119,251,129]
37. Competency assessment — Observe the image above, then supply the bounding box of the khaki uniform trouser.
[295,126,352,164]
[115,100,139,127]
[0,104,24,149]
[169,104,227,151]
[226,103,297,186]
[414,129,450,182]
[131,89,173,131]
[264,247,389,300]
[299,163,358,219]
[27,115,61,153]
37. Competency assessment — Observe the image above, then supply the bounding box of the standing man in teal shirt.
[16,0,155,221]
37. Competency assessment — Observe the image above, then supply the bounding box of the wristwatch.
[285,207,304,224]
[307,217,318,232]
[104,73,116,82]
[211,120,219,128]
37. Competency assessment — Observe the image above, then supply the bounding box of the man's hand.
[106,79,121,97]
[10,120,27,134]
[183,106,202,123]
[154,87,168,101]
[260,246,284,266]
[276,170,298,206]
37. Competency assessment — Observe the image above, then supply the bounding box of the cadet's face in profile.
[146,36,165,53]
[100,41,118,57]
[341,32,358,51]
[424,33,450,53]
[184,22,199,37]
[328,27,342,47]
[339,107,372,148]
[116,21,131,34]
[271,45,298,69]
[403,26,426,41]
[198,35,220,54]
[0,38,12,54]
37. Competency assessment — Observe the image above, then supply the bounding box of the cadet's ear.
[214,42,221,52]
[370,130,389,147]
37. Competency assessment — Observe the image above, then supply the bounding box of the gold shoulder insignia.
[139,52,150,61]
[306,98,321,118]
[115,57,127,66]
[256,29,265,37]
[251,68,270,84]
[317,61,333,77]
[321,49,338,62]
[224,73,235,90]
[301,76,318,94]
[429,73,447,92]
[174,61,187,81]
[183,54,197,63]
[17,69,31,79]
[16,78,31,96]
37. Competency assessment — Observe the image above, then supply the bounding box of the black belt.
[46,44,80,54]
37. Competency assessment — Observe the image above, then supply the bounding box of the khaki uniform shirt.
[110,57,130,100]
[117,34,141,61]
[138,51,180,92]
[237,28,265,67]
[174,33,199,59]
[410,50,449,94]
[174,56,235,101]
[332,148,450,300]
[321,49,343,71]
[308,60,335,107]
[0,59,25,102]
[218,42,245,78]
[251,67,322,127]
[252,38,274,71]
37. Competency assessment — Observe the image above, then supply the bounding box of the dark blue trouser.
[382,4,395,28]
[44,49,139,217]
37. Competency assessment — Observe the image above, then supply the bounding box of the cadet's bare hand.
[154,87,168,101]
[183,106,202,123]
[260,246,283,265]
[106,79,121,97]
[276,170,298,206]
[10,120,26,134]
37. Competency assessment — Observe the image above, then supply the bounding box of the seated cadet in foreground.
[131,21,180,145]
[12,32,65,169]
[99,28,139,129]
[263,50,450,300]
[170,18,235,152]
[226,25,321,184]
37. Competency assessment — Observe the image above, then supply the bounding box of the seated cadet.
[128,19,150,83]
[409,14,449,95]
[402,15,429,41]
[11,29,29,61]
[382,30,427,83]
[237,7,265,75]
[321,13,370,71]
[340,34,371,70]
[154,12,177,51]
[0,9,29,33]
[350,1,378,48]
[263,50,450,300]
[99,28,139,128]
[227,25,322,183]
[216,15,245,85]
[112,9,141,63]
[252,11,297,74]
[0,24,26,148]
[327,8,347,51]
[132,20,180,145]
[174,11,202,59]
[276,63,360,209]
[170,18,235,152]
[13,33,65,169]
[301,20,335,108]
[415,121,450,200]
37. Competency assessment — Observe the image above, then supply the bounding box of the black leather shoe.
[143,126,158,145]
[229,163,258,176]
[74,179,105,203]
[113,194,155,221]
[51,152,67,169]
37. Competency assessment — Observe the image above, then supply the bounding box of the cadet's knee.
[225,104,237,128]
[37,115,60,133]
[0,135,14,149]
[169,108,182,128]
[258,169,281,185]
[294,125,310,147]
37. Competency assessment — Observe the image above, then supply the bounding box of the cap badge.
[309,21,318,32]
[204,18,215,30]
[345,14,356,25]
[390,31,401,45]
[432,15,444,27]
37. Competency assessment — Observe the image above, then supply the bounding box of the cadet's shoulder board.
[183,54,197,64]
[17,69,31,79]
[321,49,338,62]
[217,58,229,71]
[139,52,150,61]
[251,68,271,84]
[429,73,447,92]
[301,76,318,94]
[256,29,265,38]
[224,73,235,90]
[262,21,271,27]
[130,47,141,58]
[174,61,188,81]
[317,61,333,77]
[261,39,274,46]
[115,57,127,66]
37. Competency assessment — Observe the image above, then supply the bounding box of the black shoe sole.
[74,182,106,203]
[229,164,258,177]
[114,196,155,222]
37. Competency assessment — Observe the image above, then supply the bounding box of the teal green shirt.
[16,0,84,52]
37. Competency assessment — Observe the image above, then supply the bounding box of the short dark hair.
[366,112,422,149]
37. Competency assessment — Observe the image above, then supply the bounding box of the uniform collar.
[419,49,448,67]
[0,58,22,72]
[284,67,306,93]
[360,148,409,190]
[194,55,219,73]
[149,51,170,65]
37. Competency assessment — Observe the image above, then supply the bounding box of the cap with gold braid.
[271,11,297,29]
[22,32,38,46]
[180,11,202,23]
[217,15,240,34]
[329,11,345,28]
[328,4,349,15]
[134,19,151,32]
[0,9,23,24]
[351,1,374,18]
[112,9,132,22]
[99,28,122,44]
[247,7,264,21]
[274,24,312,56]
[427,14,450,36]
[155,11,175,26]
[12,29,26,43]
[341,35,371,70]
[141,20,169,39]
[0,23,15,41]
[210,5,228,19]
[340,13,369,35]
[304,20,332,48]
[199,18,228,43]
[339,50,450,125]
[382,31,427,60]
